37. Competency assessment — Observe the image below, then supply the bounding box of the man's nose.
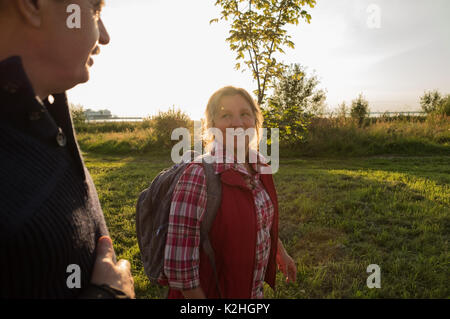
[98,18,110,45]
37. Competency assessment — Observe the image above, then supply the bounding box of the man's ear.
[15,0,42,27]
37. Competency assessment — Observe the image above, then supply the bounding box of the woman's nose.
[230,114,244,128]
[98,18,110,45]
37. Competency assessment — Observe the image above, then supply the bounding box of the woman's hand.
[276,239,297,284]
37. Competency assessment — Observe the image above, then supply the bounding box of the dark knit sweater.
[0,56,110,298]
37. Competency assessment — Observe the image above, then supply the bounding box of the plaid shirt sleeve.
[163,163,207,290]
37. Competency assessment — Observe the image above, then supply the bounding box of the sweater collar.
[0,56,86,178]
[0,56,68,142]
[0,56,35,96]
[0,56,44,126]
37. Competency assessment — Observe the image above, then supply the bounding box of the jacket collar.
[0,56,44,126]
[0,55,85,178]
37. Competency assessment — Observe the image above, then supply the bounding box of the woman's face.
[213,94,256,155]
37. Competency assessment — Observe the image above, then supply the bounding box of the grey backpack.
[135,154,222,297]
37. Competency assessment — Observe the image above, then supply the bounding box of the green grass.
[84,152,450,299]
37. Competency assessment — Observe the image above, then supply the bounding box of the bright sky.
[67,0,450,120]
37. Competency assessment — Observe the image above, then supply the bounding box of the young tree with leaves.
[263,63,326,146]
[211,0,316,105]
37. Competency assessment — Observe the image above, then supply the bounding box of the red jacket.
[168,167,279,298]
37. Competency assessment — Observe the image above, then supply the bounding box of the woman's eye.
[222,114,230,118]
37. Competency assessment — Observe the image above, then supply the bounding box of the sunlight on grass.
[84,153,449,299]
[327,169,449,206]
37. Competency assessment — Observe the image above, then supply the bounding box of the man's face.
[36,0,109,93]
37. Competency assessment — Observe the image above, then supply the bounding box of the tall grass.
[284,114,449,157]
[76,108,194,154]
[77,128,157,154]
[76,114,450,157]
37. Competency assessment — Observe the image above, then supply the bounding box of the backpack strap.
[200,155,223,298]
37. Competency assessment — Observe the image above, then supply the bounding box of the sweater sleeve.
[163,163,207,290]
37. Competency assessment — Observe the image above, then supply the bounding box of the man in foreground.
[0,0,134,298]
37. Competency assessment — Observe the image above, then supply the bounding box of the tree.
[262,63,326,146]
[350,94,370,127]
[211,0,317,105]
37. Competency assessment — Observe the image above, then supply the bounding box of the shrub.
[151,107,193,148]
[350,94,370,127]
[436,95,450,116]
[337,102,348,119]
[420,90,444,114]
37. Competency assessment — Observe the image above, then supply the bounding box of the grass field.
[84,152,450,299]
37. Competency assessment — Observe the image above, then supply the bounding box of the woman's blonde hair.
[203,86,264,150]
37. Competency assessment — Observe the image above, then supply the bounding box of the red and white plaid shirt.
[160,143,275,298]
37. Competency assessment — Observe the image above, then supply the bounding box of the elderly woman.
[161,86,296,299]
